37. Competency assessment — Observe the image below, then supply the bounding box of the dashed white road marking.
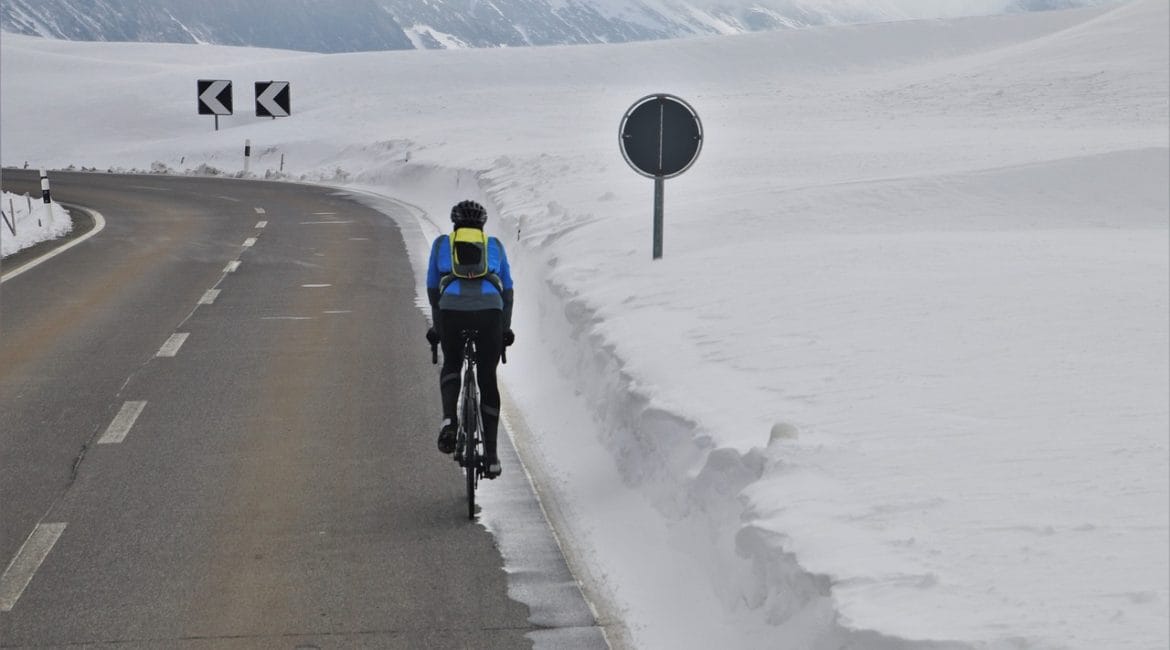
[323,310,352,314]
[97,401,147,445]
[255,221,268,229]
[300,220,353,225]
[261,316,313,321]
[156,333,190,358]
[218,195,241,203]
[224,261,241,273]
[349,237,370,241]
[312,212,336,215]
[243,237,257,247]
[0,523,67,612]
[199,289,221,304]
[254,207,266,214]
[302,284,332,288]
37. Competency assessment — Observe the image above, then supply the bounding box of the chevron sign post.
[255,81,291,118]
[197,79,233,131]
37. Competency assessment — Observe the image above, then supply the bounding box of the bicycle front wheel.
[463,377,479,519]
[465,442,477,519]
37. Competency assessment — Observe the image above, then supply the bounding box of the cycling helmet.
[450,200,488,228]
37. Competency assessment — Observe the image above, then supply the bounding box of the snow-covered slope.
[1,1,1166,648]
[0,0,1125,51]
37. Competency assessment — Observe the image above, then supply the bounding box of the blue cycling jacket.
[426,233,514,312]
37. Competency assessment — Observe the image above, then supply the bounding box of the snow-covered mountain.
[0,0,1120,52]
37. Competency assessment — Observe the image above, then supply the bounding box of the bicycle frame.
[455,330,483,519]
[429,327,494,520]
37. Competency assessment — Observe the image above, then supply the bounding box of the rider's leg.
[472,310,504,465]
[436,309,467,452]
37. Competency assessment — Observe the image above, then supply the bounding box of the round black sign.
[619,94,703,179]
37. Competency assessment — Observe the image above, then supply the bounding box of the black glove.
[502,329,515,347]
[426,328,440,346]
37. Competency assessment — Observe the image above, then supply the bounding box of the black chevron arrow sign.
[197,79,233,116]
[255,81,291,118]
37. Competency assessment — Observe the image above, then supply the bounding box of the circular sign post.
[619,94,703,259]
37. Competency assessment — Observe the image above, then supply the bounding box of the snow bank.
[0,191,71,259]
[1,1,1166,647]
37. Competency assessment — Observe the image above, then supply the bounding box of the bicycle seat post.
[461,329,478,366]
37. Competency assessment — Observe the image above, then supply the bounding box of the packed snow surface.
[0,191,71,259]
[2,1,1167,648]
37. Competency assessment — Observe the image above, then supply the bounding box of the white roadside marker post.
[244,139,251,175]
[40,169,52,226]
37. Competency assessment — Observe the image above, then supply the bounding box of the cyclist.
[425,200,514,479]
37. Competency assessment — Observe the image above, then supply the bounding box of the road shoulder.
[1,203,97,281]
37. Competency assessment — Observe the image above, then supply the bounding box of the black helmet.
[451,200,487,228]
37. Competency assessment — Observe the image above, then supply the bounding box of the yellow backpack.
[450,227,489,278]
[441,228,502,293]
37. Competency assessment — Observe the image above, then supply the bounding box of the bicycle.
[431,328,507,519]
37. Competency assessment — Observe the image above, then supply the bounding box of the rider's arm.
[497,241,514,331]
[426,237,444,331]
[501,289,513,331]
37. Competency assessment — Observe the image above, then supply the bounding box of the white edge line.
[97,401,147,445]
[155,332,190,358]
[1,204,107,283]
[0,523,67,612]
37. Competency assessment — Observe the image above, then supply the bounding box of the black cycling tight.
[438,309,503,459]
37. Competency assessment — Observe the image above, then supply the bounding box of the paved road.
[0,171,604,648]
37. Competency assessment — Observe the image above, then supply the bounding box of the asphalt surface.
[0,171,605,648]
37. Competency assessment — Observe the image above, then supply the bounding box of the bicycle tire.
[465,444,477,519]
[463,371,479,519]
